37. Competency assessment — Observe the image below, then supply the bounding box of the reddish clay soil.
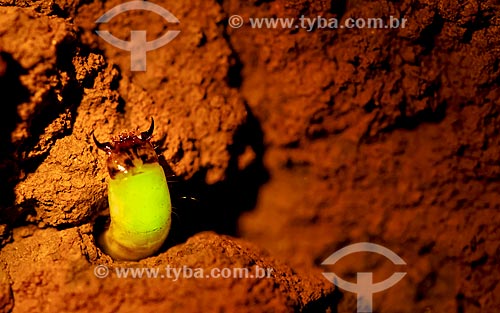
[0,0,499,312]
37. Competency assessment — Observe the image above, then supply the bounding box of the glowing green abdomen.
[104,163,171,260]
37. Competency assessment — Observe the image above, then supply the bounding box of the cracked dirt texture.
[0,226,332,312]
[1,0,500,312]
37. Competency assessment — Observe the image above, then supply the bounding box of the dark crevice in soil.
[360,99,447,144]
[394,99,447,130]
[0,52,29,220]
[329,0,346,18]
[226,50,243,88]
[162,107,268,248]
[461,16,491,44]
[220,14,244,88]
[416,13,444,54]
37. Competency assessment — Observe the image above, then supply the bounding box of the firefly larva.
[93,118,171,261]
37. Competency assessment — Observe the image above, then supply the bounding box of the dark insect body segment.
[93,118,158,178]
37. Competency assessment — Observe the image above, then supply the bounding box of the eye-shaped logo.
[95,1,180,71]
[322,242,406,313]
